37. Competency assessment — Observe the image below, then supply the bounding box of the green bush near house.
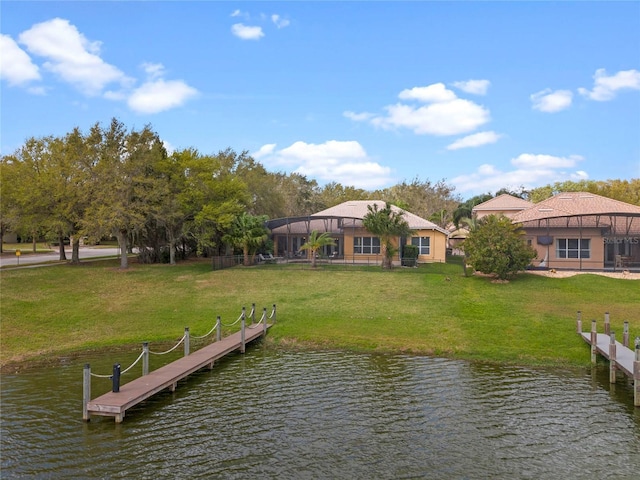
[401,244,419,267]
[1,259,637,370]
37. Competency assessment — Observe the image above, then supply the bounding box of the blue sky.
[1,1,639,199]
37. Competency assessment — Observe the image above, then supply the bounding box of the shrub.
[463,215,537,280]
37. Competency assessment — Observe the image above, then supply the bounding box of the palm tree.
[362,202,412,269]
[299,230,335,268]
[223,212,268,266]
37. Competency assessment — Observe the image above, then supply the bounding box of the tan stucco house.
[473,192,640,271]
[266,200,449,265]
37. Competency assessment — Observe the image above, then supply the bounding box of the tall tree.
[362,202,413,269]
[0,154,21,253]
[84,119,167,269]
[185,150,249,256]
[233,153,286,218]
[375,177,460,223]
[4,137,58,253]
[316,182,371,210]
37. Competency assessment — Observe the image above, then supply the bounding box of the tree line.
[1,118,637,266]
[0,119,461,265]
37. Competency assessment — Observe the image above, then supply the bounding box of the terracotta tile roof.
[511,192,640,223]
[312,200,448,234]
[472,194,534,212]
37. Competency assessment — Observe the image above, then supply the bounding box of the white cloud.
[452,79,490,95]
[347,82,490,136]
[343,111,375,122]
[530,88,573,112]
[231,23,264,40]
[372,99,490,136]
[452,153,586,194]
[18,18,131,96]
[231,10,243,17]
[0,34,41,86]
[141,62,166,81]
[511,153,583,169]
[128,79,198,114]
[271,15,290,29]
[253,140,394,189]
[446,131,501,150]
[578,68,640,101]
[252,143,277,159]
[398,83,457,103]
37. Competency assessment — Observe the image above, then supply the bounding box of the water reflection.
[2,350,639,479]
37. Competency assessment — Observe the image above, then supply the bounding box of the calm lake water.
[2,347,639,479]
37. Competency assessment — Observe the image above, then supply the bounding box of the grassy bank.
[1,259,638,370]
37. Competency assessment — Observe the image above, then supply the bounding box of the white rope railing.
[90,349,145,378]
[222,311,244,327]
[120,350,146,375]
[268,305,276,320]
[191,322,218,340]
[253,309,267,326]
[149,334,186,355]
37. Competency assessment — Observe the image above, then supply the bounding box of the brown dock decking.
[86,323,271,422]
[577,312,639,407]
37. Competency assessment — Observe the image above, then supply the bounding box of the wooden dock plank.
[580,332,634,377]
[87,324,270,420]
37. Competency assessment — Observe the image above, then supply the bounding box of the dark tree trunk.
[117,230,129,269]
[71,237,80,264]
[59,235,67,261]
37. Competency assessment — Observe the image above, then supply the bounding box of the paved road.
[0,247,124,268]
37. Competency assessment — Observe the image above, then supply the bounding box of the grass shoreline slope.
[1,259,638,371]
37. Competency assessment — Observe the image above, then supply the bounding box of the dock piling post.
[576,311,582,334]
[609,332,617,384]
[142,342,149,376]
[590,320,597,364]
[112,363,121,393]
[634,345,639,407]
[623,322,629,348]
[241,307,246,353]
[184,327,190,356]
[263,307,267,336]
[83,364,91,421]
[604,312,610,336]
[272,304,277,324]
[216,316,221,342]
[251,303,255,325]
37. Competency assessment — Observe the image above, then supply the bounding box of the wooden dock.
[577,312,639,406]
[85,323,271,422]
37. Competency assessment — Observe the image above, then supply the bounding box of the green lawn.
[1,259,638,369]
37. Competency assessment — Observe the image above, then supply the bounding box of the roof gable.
[472,194,534,212]
[312,200,448,234]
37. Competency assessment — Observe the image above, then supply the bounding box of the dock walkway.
[86,323,270,422]
[577,312,639,407]
[579,332,636,377]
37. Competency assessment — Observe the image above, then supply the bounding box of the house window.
[556,238,590,259]
[411,236,430,255]
[354,236,380,254]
